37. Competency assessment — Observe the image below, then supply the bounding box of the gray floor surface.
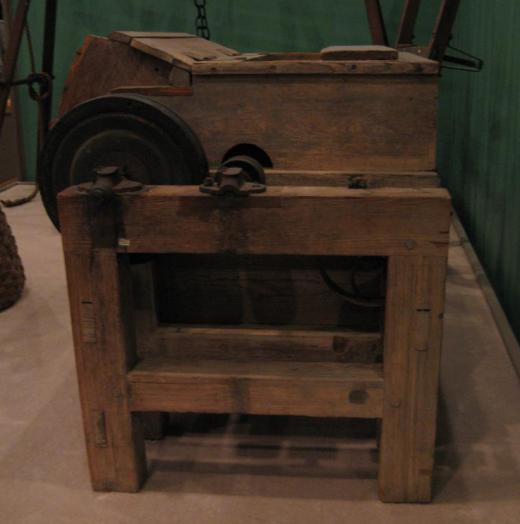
[1,191,520,523]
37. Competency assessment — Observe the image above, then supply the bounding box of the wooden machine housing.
[57,31,451,503]
[60,32,439,185]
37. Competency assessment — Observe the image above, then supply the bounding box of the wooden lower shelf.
[127,358,384,418]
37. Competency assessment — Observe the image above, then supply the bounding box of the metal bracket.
[200,167,266,198]
[442,45,484,73]
[77,166,144,200]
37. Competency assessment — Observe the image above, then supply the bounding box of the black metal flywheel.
[38,93,208,228]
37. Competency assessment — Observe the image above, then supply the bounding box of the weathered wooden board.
[321,45,398,61]
[63,251,147,492]
[130,36,239,70]
[58,37,438,173]
[140,325,382,363]
[191,52,438,75]
[378,255,447,502]
[109,31,195,44]
[263,170,440,188]
[59,36,172,116]
[162,75,438,171]
[128,358,384,418]
[58,186,450,256]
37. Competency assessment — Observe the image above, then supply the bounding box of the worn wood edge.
[58,185,451,201]
[192,55,439,75]
[263,170,440,188]
[120,185,451,199]
[127,358,384,418]
[452,214,520,380]
[207,169,440,189]
[129,38,194,71]
[140,324,382,363]
[109,31,196,44]
[58,186,451,257]
[111,85,193,96]
[321,45,398,61]
[378,255,447,502]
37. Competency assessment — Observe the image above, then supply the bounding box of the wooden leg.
[379,255,447,503]
[64,250,147,492]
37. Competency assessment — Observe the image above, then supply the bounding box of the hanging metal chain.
[194,0,210,40]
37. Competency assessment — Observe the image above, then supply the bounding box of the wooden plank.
[191,54,439,75]
[109,31,195,44]
[130,36,239,69]
[321,46,397,61]
[61,250,147,492]
[263,170,440,188]
[427,0,462,62]
[59,36,172,116]
[167,75,438,171]
[111,85,193,97]
[142,325,382,363]
[378,255,448,502]
[365,0,389,46]
[396,0,423,47]
[128,358,384,418]
[59,186,451,256]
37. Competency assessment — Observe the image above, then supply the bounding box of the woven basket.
[0,206,25,311]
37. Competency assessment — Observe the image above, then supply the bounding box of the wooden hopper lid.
[109,32,439,76]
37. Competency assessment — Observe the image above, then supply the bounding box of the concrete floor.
[1,190,520,523]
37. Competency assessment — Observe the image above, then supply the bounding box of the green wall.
[438,0,520,341]
[15,2,520,342]
[16,0,434,177]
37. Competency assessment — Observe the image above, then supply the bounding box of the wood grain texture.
[163,75,438,171]
[59,36,173,116]
[62,250,147,492]
[57,37,438,172]
[109,31,195,44]
[320,45,398,61]
[378,255,448,503]
[111,85,193,97]
[62,186,451,256]
[191,52,438,75]
[263,170,440,188]
[130,36,239,70]
[128,358,384,418]
[141,325,382,363]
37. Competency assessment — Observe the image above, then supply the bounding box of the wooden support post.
[364,0,389,46]
[63,248,147,492]
[427,0,462,62]
[379,255,447,503]
[395,0,422,48]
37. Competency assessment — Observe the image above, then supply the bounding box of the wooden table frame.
[59,184,451,503]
